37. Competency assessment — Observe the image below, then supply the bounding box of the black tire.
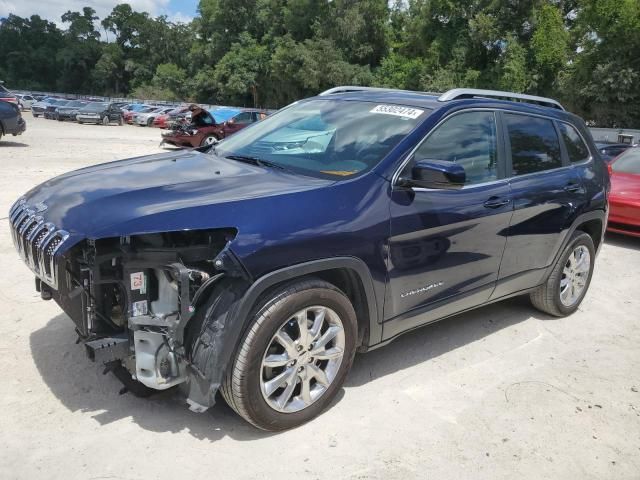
[530,231,595,317]
[118,116,124,126]
[220,278,357,431]
[146,117,153,127]
[102,116,109,126]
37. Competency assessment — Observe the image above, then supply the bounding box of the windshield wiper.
[225,154,288,172]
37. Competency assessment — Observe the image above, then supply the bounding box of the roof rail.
[319,86,400,96]
[319,86,442,97]
[438,88,565,110]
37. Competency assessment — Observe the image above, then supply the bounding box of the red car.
[607,147,640,237]
[153,106,189,129]
[160,107,267,148]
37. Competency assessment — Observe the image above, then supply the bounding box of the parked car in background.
[15,94,36,110]
[153,105,189,129]
[160,107,267,148]
[55,100,88,121]
[607,147,640,237]
[76,102,124,125]
[44,99,71,119]
[0,84,19,105]
[0,99,26,142]
[124,104,152,124]
[594,142,632,163]
[31,97,60,117]
[134,106,174,127]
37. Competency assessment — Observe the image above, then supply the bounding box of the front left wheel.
[221,279,357,431]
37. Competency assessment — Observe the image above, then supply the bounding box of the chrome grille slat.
[7,199,68,289]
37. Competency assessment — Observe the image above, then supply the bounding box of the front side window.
[233,112,254,124]
[214,99,427,178]
[559,123,590,163]
[412,111,498,184]
[506,114,562,175]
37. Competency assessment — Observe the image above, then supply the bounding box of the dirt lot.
[1,117,639,480]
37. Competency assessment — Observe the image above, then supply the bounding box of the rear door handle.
[484,196,511,209]
[564,183,581,193]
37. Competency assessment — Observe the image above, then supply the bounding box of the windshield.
[214,99,428,178]
[612,148,640,174]
[82,102,108,112]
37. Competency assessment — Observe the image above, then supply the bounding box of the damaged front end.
[22,222,250,410]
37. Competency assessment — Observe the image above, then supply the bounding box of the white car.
[15,94,36,110]
[134,106,174,127]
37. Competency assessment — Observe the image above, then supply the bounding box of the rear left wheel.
[530,231,595,317]
[221,279,357,431]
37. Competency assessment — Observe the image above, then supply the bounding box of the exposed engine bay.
[41,228,245,409]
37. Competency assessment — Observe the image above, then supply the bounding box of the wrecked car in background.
[160,107,267,148]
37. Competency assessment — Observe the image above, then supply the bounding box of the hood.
[19,150,333,240]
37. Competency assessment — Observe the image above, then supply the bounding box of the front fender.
[183,256,381,410]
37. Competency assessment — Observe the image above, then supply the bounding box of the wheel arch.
[184,257,382,410]
[244,258,381,351]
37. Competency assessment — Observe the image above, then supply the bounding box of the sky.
[0,0,199,24]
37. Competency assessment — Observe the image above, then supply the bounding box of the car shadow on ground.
[604,232,640,251]
[30,296,544,441]
[0,141,28,147]
[347,296,545,387]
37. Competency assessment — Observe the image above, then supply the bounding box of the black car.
[76,102,124,125]
[55,100,88,121]
[594,142,632,163]
[44,100,71,119]
[0,100,26,142]
[8,86,608,431]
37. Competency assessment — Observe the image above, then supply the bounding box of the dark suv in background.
[9,87,608,431]
[76,102,124,125]
[0,99,26,142]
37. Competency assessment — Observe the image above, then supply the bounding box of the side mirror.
[227,118,235,125]
[401,159,465,190]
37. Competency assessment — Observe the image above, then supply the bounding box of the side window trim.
[393,108,506,188]
[554,120,571,167]
[497,111,513,178]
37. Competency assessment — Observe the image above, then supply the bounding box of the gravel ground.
[1,117,639,480]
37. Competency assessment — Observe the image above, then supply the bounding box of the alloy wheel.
[260,306,345,413]
[560,245,591,307]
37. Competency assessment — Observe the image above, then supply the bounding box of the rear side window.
[506,114,562,175]
[559,123,590,163]
[413,111,498,184]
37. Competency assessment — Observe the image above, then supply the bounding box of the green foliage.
[0,0,639,126]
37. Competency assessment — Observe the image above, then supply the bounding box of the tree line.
[0,0,638,127]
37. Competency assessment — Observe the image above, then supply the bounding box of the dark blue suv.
[9,87,608,430]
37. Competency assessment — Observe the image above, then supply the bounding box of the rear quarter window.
[505,113,562,175]
[559,123,590,163]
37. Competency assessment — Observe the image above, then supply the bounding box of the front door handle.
[484,196,511,209]
[564,183,581,193]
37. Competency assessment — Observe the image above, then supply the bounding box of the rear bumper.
[77,115,101,123]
